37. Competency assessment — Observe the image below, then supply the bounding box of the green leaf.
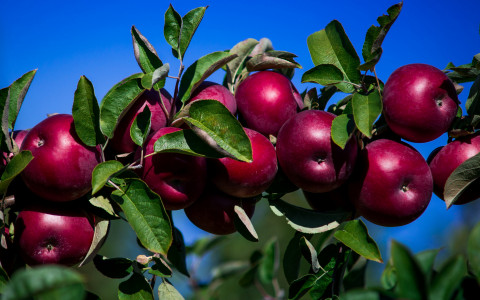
[91,160,124,195]
[466,75,480,115]
[130,105,151,147]
[131,26,163,74]
[212,261,250,281]
[331,114,356,149]
[415,249,440,283]
[225,38,259,92]
[73,76,105,147]
[283,232,313,284]
[141,64,170,90]
[183,100,252,162]
[2,265,85,300]
[149,256,172,277]
[93,255,134,279]
[167,227,189,277]
[340,289,381,300]
[186,235,228,256]
[157,281,185,300]
[164,5,182,52]
[118,273,153,300]
[78,217,110,267]
[307,20,361,93]
[381,261,396,290]
[333,219,383,263]
[0,150,33,194]
[246,50,301,72]
[429,256,467,300]
[390,240,428,300]
[1,89,12,153]
[268,197,349,234]
[89,195,119,218]
[259,238,278,286]
[233,205,258,242]
[99,73,144,139]
[352,90,382,138]
[178,51,238,103]
[299,236,321,273]
[301,64,344,86]
[359,2,403,71]
[0,266,9,293]
[444,152,480,208]
[111,179,172,255]
[153,128,226,158]
[177,7,207,60]
[467,222,480,280]
[6,69,37,130]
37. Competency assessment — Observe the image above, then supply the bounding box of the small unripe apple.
[349,139,433,227]
[382,63,459,143]
[184,185,256,235]
[235,71,301,137]
[428,133,480,205]
[20,114,101,202]
[276,110,358,193]
[110,88,173,154]
[188,81,237,115]
[14,202,95,266]
[135,127,207,210]
[208,128,277,198]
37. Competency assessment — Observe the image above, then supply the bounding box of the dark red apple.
[208,128,277,198]
[20,114,101,202]
[349,139,433,227]
[110,88,173,154]
[276,110,358,193]
[235,71,301,137]
[184,185,256,235]
[135,127,207,210]
[188,81,237,115]
[303,185,353,213]
[382,63,459,143]
[429,133,480,205]
[14,202,94,266]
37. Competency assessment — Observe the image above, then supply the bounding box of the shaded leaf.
[93,255,134,279]
[225,38,259,92]
[118,273,153,300]
[212,261,250,281]
[167,227,189,277]
[0,266,9,293]
[352,90,382,138]
[259,239,279,286]
[186,235,228,256]
[141,64,170,90]
[78,217,110,267]
[89,195,118,218]
[246,50,301,72]
[299,237,321,273]
[467,221,480,280]
[380,260,396,290]
[331,114,356,149]
[283,232,313,284]
[130,105,151,147]
[334,220,383,263]
[0,150,33,194]
[131,26,163,74]
[233,205,258,242]
[466,75,480,116]
[91,160,124,195]
[415,249,440,283]
[157,281,184,300]
[444,152,480,208]
[149,256,172,277]
[429,256,467,300]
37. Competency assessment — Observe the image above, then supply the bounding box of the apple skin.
[110,88,173,154]
[14,203,94,266]
[20,114,101,202]
[276,110,358,193]
[382,63,459,143]
[349,139,433,227]
[235,71,301,137]
[208,128,277,198]
[184,185,256,235]
[428,133,480,205]
[135,127,207,210]
[188,81,237,115]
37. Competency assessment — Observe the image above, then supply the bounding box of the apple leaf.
[157,281,185,300]
[149,256,172,277]
[299,237,321,273]
[333,219,383,263]
[428,255,466,300]
[118,273,153,300]
[283,232,313,284]
[233,205,258,242]
[131,26,163,75]
[225,38,259,91]
[130,105,151,147]
[246,50,301,72]
[359,2,403,71]
[99,73,145,139]
[211,261,250,281]
[164,5,182,53]
[78,216,110,267]
[0,266,8,292]
[0,150,33,195]
[467,222,480,281]
[91,160,125,195]
[111,178,172,255]
[466,75,480,116]
[1,265,85,300]
[250,37,274,57]
[153,128,225,158]
[73,76,105,147]
[141,64,170,90]
[390,240,428,300]
[444,151,480,208]
[183,100,252,162]
[5,69,37,130]
[258,238,279,286]
[167,227,190,277]
[93,255,134,279]
[178,51,238,103]
[415,249,440,284]
[307,20,361,93]
[186,235,228,256]
[331,113,356,149]
[268,197,349,234]
[89,195,119,218]
[301,64,344,86]
[352,90,382,138]
[381,260,396,290]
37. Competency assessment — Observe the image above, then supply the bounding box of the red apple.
[20,114,101,202]
[110,88,173,154]
[208,128,277,198]
[188,81,237,115]
[276,110,358,193]
[429,133,480,205]
[184,185,256,235]
[135,127,207,210]
[235,71,301,137]
[14,202,94,266]
[382,63,459,143]
[303,185,353,212]
[349,139,433,227]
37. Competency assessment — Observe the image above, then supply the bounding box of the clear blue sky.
[2,0,480,280]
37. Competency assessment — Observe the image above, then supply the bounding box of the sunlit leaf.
[0,150,33,194]
[352,90,382,138]
[444,152,480,208]
[331,113,355,149]
[91,160,124,195]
